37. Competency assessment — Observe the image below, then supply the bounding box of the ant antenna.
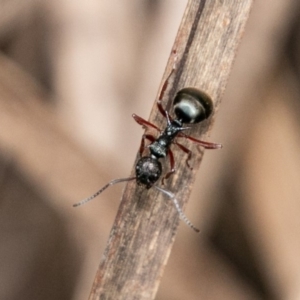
[154,185,200,233]
[73,177,136,207]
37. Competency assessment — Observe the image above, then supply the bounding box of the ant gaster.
[73,59,222,233]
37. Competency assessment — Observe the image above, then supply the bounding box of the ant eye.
[173,87,213,124]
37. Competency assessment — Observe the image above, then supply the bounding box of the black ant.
[73,60,222,233]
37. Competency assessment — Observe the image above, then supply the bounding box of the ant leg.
[132,114,160,131]
[174,142,193,169]
[177,133,222,150]
[139,134,156,156]
[162,149,175,185]
[132,114,158,155]
[157,51,178,118]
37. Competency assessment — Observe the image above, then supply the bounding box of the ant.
[73,58,222,233]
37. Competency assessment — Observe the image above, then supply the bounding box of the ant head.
[135,156,162,189]
[173,87,213,124]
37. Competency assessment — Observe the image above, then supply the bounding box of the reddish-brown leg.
[174,142,193,169]
[132,114,160,132]
[138,134,156,156]
[157,51,177,118]
[177,133,222,149]
[161,149,175,185]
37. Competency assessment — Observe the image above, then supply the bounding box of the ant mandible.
[73,55,222,233]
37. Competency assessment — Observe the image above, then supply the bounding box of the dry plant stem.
[89,1,253,300]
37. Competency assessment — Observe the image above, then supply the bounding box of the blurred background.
[1,0,300,299]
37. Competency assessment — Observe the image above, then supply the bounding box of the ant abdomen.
[173,87,213,124]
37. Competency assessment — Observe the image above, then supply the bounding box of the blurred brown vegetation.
[1,0,300,299]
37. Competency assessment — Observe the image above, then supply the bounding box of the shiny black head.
[135,156,162,189]
[173,87,213,124]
